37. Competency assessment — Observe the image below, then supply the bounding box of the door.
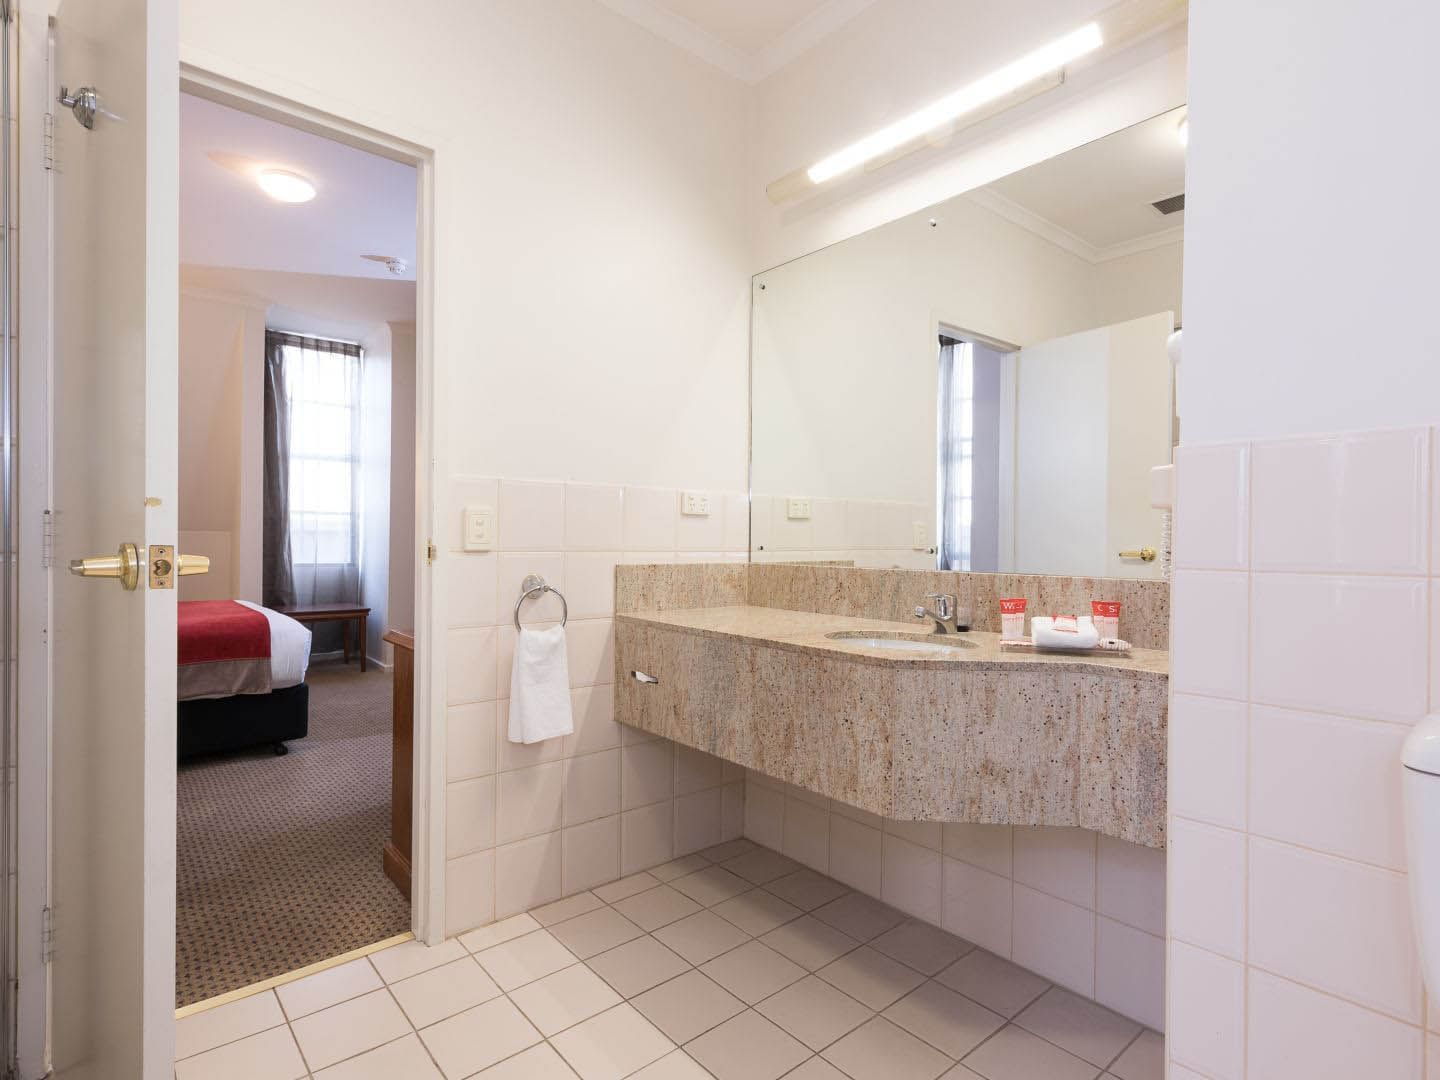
[50,1,178,1076]
[1006,311,1173,578]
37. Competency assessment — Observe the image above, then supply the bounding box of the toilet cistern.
[1401,714,1440,990]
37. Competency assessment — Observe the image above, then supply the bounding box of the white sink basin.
[825,632,976,653]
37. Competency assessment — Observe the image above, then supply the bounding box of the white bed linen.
[236,601,312,689]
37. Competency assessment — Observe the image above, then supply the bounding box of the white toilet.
[1402,715,1440,988]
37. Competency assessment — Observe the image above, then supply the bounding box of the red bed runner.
[178,600,273,701]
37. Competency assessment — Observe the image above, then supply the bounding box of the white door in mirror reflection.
[1004,311,1173,579]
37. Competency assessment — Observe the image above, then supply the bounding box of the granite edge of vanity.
[613,600,1168,849]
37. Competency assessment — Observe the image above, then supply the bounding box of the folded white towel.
[508,625,574,744]
[1031,615,1100,651]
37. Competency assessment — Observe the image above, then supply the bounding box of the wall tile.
[622,741,674,810]
[782,798,830,873]
[495,833,563,918]
[1251,429,1428,575]
[1011,885,1095,998]
[622,486,677,550]
[882,835,942,923]
[446,776,497,858]
[448,700,498,782]
[1169,694,1247,829]
[941,858,1012,958]
[565,552,620,619]
[498,552,566,624]
[743,780,785,851]
[1174,442,1250,570]
[1248,838,1421,1022]
[448,552,499,628]
[497,762,564,844]
[675,746,723,796]
[621,802,674,876]
[769,497,814,551]
[1251,574,1427,722]
[1167,941,1244,1080]
[496,700,565,772]
[941,823,1012,877]
[566,619,615,688]
[675,787,722,855]
[721,782,745,841]
[499,480,565,551]
[563,815,620,895]
[446,627,498,705]
[884,819,941,852]
[1095,918,1164,1031]
[810,499,849,550]
[677,499,725,551]
[1012,827,1096,909]
[1170,570,1249,700]
[445,850,496,937]
[564,750,620,826]
[564,483,623,550]
[1096,836,1166,937]
[567,685,619,758]
[1247,968,1423,1080]
[828,815,882,896]
[1250,705,1408,870]
[1169,818,1246,960]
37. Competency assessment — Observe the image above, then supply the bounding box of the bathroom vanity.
[614,563,1169,849]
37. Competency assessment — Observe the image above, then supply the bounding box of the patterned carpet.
[176,661,410,1007]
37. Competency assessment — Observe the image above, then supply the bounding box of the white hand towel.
[508,625,574,744]
[1031,615,1101,651]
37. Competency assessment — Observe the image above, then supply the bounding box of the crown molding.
[966,187,1182,265]
[594,0,876,85]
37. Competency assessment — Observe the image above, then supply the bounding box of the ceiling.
[595,0,876,82]
[978,108,1187,258]
[181,265,416,342]
[180,93,417,281]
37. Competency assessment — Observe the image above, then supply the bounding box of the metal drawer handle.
[631,670,660,685]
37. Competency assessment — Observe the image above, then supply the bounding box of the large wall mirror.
[750,106,1186,579]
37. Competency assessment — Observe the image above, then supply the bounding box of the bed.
[178,599,314,759]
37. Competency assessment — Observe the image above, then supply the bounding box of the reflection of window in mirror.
[937,329,1013,573]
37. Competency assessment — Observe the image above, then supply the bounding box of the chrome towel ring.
[513,573,568,631]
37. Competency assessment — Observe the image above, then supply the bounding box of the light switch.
[912,521,929,550]
[681,491,712,516]
[463,506,496,552]
[786,497,812,521]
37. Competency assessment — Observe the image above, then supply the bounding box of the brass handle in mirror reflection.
[1118,547,1158,563]
[69,542,142,590]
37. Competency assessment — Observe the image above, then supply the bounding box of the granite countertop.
[617,605,1169,679]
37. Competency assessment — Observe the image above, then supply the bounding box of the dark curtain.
[262,332,296,609]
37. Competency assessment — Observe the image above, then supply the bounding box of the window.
[278,333,362,568]
[937,336,975,570]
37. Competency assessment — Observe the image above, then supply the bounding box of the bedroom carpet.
[175,661,410,1007]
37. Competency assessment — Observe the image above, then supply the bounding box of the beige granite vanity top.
[617,605,1169,680]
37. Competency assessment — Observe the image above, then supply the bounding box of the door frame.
[174,63,450,947]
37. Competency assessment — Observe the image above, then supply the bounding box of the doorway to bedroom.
[175,90,420,1008]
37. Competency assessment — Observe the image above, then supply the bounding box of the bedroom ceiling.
[181,93,417,281]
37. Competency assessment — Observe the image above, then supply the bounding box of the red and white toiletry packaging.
[1000,598,1027,640]
[1091,600,1120,640]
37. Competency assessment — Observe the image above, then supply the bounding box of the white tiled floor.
[174,841,1162,1079]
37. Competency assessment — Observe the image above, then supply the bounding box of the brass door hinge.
[426,540,437,565]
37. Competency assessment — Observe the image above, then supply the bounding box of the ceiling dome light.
[256,169,316,203]
[1176,116,1189,147]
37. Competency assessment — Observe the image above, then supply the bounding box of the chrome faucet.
[914,593,960,634]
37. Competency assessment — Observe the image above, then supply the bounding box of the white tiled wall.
[1168,426,1435,1079]
[441,478,748,937]
[751,494,935,569]
[742,771,1167,1030]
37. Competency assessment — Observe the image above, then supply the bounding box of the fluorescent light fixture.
[806,23,1104,185]
[256,169,316,204]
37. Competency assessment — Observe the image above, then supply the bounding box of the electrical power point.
[680,491,712,516]
[786,497,812,521]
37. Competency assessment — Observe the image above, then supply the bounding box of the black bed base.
[178,682,310,759]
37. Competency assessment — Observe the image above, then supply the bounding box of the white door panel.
[50,0,177,1076]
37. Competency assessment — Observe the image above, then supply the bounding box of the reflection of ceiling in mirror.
[976,108,1186,257]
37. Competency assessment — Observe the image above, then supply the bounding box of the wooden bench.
[278,604,372,671]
